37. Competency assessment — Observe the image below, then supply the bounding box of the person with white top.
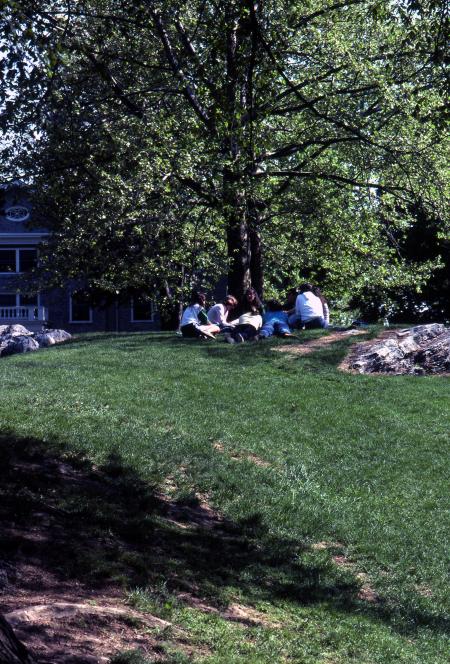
[207,295,238,329]
[180,291,220,339]
[223,288,263,343]
[291,283,328,329]
[312,286,330,326]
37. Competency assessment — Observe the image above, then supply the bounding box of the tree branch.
[151,11,216,134]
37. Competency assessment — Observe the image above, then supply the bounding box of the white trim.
[69,292,93,323]
[130,297,155,322]
[0,233,49,244]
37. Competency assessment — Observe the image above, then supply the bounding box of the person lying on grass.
[258,300,294,339]
[207,295,239,331]
[223,308,263,343]
[180,290,220,340]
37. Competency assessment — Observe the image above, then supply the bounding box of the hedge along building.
[0,182,160,333]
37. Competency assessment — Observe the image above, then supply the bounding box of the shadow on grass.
[70,332,185,346]
[201,333,355,372]
[0,432,447,643]
[47,329,370,374]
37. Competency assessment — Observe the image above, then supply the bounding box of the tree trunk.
[226,218,251,302]
[0,615,35,663]
[247,196,263,297]
[249,225,263,298]
[159,279,182,330]
[224,167,252,301]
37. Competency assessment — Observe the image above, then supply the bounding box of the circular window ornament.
[5,206,30,222]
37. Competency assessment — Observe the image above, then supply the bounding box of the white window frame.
[0,247,38,274]
[69,292,93,324]
[130,297,155,323]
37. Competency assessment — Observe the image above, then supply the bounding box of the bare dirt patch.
[212,441,271,468]
[311,541,344,551]
[158,490,225,531]
[175,592,280,628]
[275,329,368,357]
[331,555,380,604]
[309,541,380,605]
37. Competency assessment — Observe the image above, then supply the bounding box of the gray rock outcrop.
[0,336,40,357]
[0,324,34,338]
[0,326,72,358]
[34,329,72,347]
[349,324,450,375]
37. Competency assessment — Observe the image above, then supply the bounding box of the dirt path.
[275,329,369,356]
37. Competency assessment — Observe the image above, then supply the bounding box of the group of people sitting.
[180,283,330,343]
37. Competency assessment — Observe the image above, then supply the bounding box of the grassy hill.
[0,330,448,663]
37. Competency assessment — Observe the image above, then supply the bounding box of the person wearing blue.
[259,300,293,339]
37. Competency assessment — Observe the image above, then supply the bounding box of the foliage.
[1,0,448,309]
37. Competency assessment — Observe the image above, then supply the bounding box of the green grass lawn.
[0,330,449,663]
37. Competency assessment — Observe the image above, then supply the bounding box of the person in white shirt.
[292,283,328,329]
[180,291,220,339]
[312,286,330,326]
[207,295,238,329]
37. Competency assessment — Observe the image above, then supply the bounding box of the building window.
[70,292,93,323]
[131,295,154,322]
[20,294,38,308]
[0,293,39,308]
[0,250,17,273]
[0,293,17,307]
[19,249,37,272]
[0,248,37,273]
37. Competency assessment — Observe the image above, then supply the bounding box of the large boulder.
[415,329,450,374]
[34,329,72,347]
[0,336,39,357]
[0,326,71,357]
[349,324,450,375]
[0,324,34,337]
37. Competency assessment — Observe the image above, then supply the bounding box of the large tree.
[1,0,448,301]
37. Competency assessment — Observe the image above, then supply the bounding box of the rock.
[349,324,450,375]
[0,324,34,337]
[415,329,450,374]
[410,323,446,344]
[34,329,72,347]
[0,326,71,357]
[0,336,39,357]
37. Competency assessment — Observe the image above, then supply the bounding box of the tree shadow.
[0,431,447,651]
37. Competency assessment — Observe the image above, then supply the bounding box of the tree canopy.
[1,0,448,315]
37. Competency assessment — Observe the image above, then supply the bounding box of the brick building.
[0,182,159,333]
